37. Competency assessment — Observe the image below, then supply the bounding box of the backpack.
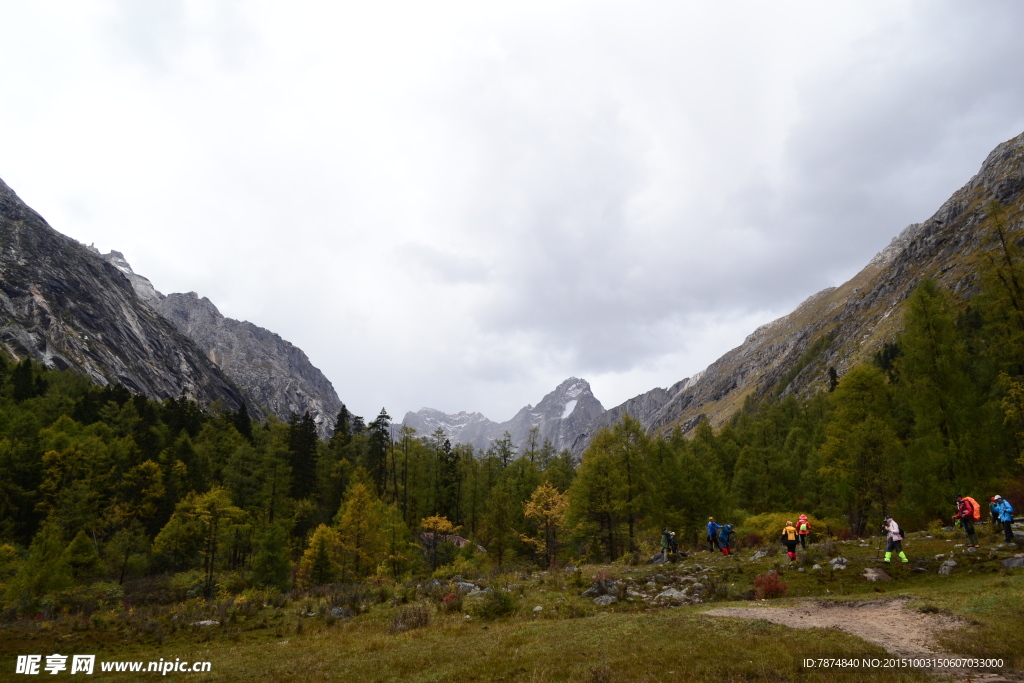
[963,496,982,521]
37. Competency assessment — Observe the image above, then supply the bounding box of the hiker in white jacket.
[883,515,908,564]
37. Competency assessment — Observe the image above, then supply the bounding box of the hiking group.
[658,492,1014,562]
[955,493,1016,547]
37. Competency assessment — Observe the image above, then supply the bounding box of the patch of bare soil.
[705,598,957,658]
[704,599,1020,682]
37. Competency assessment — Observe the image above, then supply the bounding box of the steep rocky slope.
[0,177,247,409]
[100,252,343,438]
[404,378,605,453]
[571,131,1024,455]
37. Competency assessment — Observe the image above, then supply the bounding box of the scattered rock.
[934,554,945,560]
[582,579,620,599]
[811,564,823,571]
[1001,556,1024,569]
[750,550,768,561]
[330,607,355,620]
[593,595,618,606]
[564,566,577,573]
[193,620,219,627]
[654,588,689,605]
[467,587,493,598]
[863,568,892,582]
[533,606,543,613]
[912,567,928,573]
[938,560,957,575]
[797,567,805,572]
[453,581,478,593]
[648,551,669,564]
[829,557,848,567]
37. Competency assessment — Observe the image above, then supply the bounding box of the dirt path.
[704,599,1021,681]
[704,598,960,658]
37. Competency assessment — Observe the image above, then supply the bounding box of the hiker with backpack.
[953,494,980,548]
[661,527,673,558]
[707,517,721,552]
[718,524,735,556]
[796,514,811,549]
[882,514,909,564]
[781,521,799,561]
[991,495,1016,543]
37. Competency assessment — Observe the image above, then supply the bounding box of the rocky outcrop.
[403,377,605,454]
[100,252,343,438]
[0,176,247,409]
[571,131,1024,455]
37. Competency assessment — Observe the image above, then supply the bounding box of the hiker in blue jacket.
[706,517,721,552]
[992,495,1016,543]
[718,524,735,556]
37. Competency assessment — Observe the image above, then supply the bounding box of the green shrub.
[473,589,519,620]
[738,513,845,544]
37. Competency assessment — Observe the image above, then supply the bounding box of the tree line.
[1,206,1022,611]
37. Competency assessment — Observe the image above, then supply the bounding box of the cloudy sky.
[3,1,1024,422]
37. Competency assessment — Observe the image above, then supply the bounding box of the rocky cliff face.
[403,377,605,454]
[100,252,343,438]
[0,177,247,409]
[570,130,1024,456]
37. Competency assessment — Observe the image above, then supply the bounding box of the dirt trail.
[704,598,959,658]
[704,599,1020,681]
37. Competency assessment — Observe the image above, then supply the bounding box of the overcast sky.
[3,1,1024,422]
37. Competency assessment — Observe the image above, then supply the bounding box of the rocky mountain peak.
[98,254,343,438]
[403,377,605,455]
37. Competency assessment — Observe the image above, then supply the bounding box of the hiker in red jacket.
[953,494,979,548]
[796,514,811,550]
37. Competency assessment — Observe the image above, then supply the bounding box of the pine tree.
[63,530,106,583]
[251,523,291,590]
[335,480,382,580]
[231,402,253,443]
[298,524,340,587]
[288,412,319,500]
[521,482,568,568]
[5,520,72,605]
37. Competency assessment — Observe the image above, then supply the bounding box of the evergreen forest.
[1,213,1024,617]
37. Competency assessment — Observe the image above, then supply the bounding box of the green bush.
[737,512,845,544]
[472,589,519,620]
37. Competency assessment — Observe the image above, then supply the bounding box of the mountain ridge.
[98,251,343,438]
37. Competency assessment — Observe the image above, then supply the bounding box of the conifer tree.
[251,523,291,590]
[63,529,106,583]
[298,524,341,587]
[288,412,319,500]
[335,480,382,580]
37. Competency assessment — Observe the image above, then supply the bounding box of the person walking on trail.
[883,514,909,564]
[954,494,980,548]
[781,521,799,562]
[707,517,721,552]
[718,524,735,556]
[990,497,1002,536]
[796,514,811,549]
[992,495,1016,543]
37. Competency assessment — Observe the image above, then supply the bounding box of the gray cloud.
[4,2,1024,421]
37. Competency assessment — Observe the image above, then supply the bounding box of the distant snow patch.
[561,400,577,419]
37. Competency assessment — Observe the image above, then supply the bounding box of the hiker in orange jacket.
[954,494,979,548]
[796,514,811,550]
